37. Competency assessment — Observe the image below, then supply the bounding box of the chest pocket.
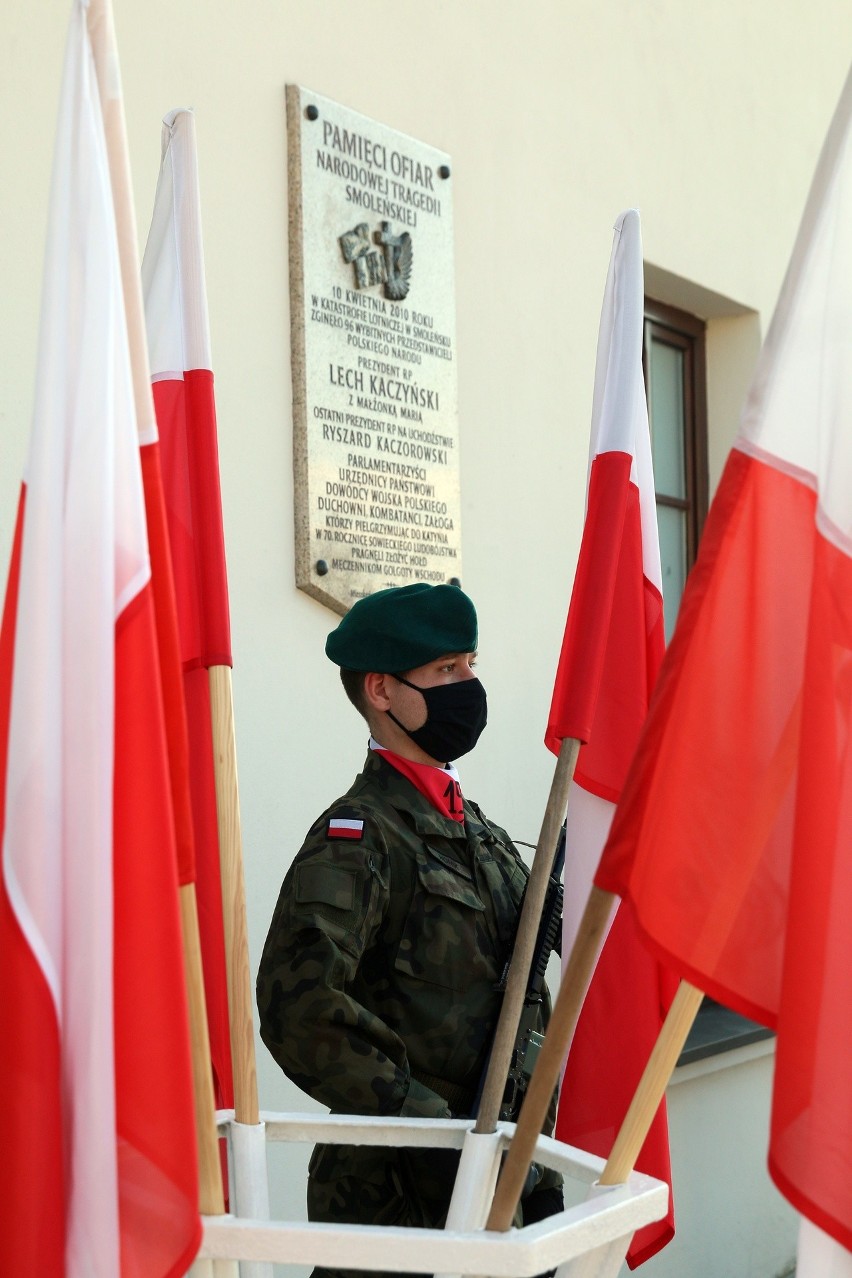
[476,843,528,950]
[394,844,494,992]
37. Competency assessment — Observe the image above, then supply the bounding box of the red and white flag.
[142,108,234,1115]
[0,4,199,1273]
[597,70,852,1267]
[546,209,675,1266]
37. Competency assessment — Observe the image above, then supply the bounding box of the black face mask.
[387,674,488,762]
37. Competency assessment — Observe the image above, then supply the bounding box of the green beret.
[326,583,478,672]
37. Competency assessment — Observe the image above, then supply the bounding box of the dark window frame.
[643,297,710,567]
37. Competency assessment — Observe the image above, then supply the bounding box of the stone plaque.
[287,85,461,615]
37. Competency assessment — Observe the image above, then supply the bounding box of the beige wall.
[2,3,850,1272]
[660,1042,797,1278]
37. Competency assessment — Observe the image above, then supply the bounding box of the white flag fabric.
[546,210,675,1266]
[0,3,199,1272]
[798,1219,852,1277]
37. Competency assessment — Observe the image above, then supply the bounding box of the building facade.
[2,4,851,1274]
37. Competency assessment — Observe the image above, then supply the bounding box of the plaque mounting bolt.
[305,105,319,121]
[316,559,329,576]
[438,164,451,180]
[448,577,461,587]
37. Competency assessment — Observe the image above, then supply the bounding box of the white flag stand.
[434,1128,505,1278]
[228,1120,272,1278]
[202,1111,667,1276]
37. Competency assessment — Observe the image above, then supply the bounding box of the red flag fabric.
[596,68,852,1258]
[140,440,197,886]
[142,108,234,1114]
[547,210,675,1266]
[0,6,200,1272]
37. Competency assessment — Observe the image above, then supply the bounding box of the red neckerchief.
[372,744,465,823]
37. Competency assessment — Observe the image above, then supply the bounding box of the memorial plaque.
[287,85,461,615]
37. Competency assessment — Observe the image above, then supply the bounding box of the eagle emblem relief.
[376,222,413,301]
[339,220,413,301]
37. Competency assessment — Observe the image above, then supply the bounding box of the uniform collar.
[369,738,465,823]
[362,747,469,838]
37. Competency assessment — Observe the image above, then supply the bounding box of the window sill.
[677,999,774,1068]
[679,996,771,1068]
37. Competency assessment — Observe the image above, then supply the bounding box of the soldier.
[257,582,561,1275]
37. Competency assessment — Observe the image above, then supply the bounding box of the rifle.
[473,820,566,1124]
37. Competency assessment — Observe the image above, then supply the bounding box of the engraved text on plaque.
[287,86,460,615]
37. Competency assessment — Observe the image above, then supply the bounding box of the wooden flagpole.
[598,980,703,1186]
[209,664,260,1126]
[487,908,702,1230]
[475,736,581,1135]
[85,0,227,1218]
[179,886,230,1212]
[486,882,617,1229]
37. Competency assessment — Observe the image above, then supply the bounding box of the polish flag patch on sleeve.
[327,817,365,840]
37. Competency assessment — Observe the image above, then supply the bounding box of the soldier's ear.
[363,671,392,713]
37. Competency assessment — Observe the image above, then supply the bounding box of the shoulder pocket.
[295,863,357,911]
[292,852,381,959]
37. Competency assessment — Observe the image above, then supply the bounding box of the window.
[644,298,773,1063]
[643,300,708,638]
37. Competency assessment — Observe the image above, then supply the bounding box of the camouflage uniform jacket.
[257,748,541,1121]
[257,749,561,1256]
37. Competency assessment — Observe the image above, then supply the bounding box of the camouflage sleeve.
[257,818,450,1121]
